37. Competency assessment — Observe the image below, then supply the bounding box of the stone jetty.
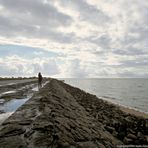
[0,79,147,147]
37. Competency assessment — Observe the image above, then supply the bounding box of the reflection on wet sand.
[0,79,49,125]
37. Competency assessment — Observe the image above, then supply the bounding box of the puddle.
[32,86,38,91]
[0,81,50,125]
[0,98,29,113]
[0,97,29,125]
[18,84,35,90]
[32,81,49,92]
[0,94,31,125]
[0,99,5,104]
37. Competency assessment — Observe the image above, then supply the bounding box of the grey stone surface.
[0,79,147,147]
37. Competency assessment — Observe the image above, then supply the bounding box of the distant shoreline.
[0,77,37,81]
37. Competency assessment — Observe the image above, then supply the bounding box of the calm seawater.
[63,78,148,114]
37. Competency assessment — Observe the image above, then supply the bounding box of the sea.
[63,78,148,114]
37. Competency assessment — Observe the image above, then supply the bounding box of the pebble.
[127,133,137,140]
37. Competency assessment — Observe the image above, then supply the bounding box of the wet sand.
[0,79,37,85]
[0,79,49,124]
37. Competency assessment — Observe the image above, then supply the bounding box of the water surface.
[64,78,148,113]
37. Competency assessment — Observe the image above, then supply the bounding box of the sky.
[0,0,148,78]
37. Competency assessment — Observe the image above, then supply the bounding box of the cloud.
[85,34,111,49]
[0,54,60,77]
[62,59,89,78]
[0,0,72,26]
[54,0,109,25]
[115,50,148,57]
[121,60,148,67]
[0,0,148,77]
[0,0,74,43]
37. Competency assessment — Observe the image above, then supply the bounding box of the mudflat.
[0,79,38,103]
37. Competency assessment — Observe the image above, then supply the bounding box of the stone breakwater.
[0,79,147,148]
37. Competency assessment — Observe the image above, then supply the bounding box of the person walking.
[38,72,43,89]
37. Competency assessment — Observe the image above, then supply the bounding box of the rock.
[127,128,136,134]
[96,113,102,120]
[137,132,144,138]
[0,136,26,148]
[145,136,148,143]
[0,125,25,138]
[105,126,115,133]
[97,143,106,148]
[112,131,118,137]
[86,108,91,112]
[127,133,137,140]
[123,137,133,144]
[61,142,69,148]
[137,132,147,143]
[77,141,98,148]
[102,115,108,121]
[118,131,126,140]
